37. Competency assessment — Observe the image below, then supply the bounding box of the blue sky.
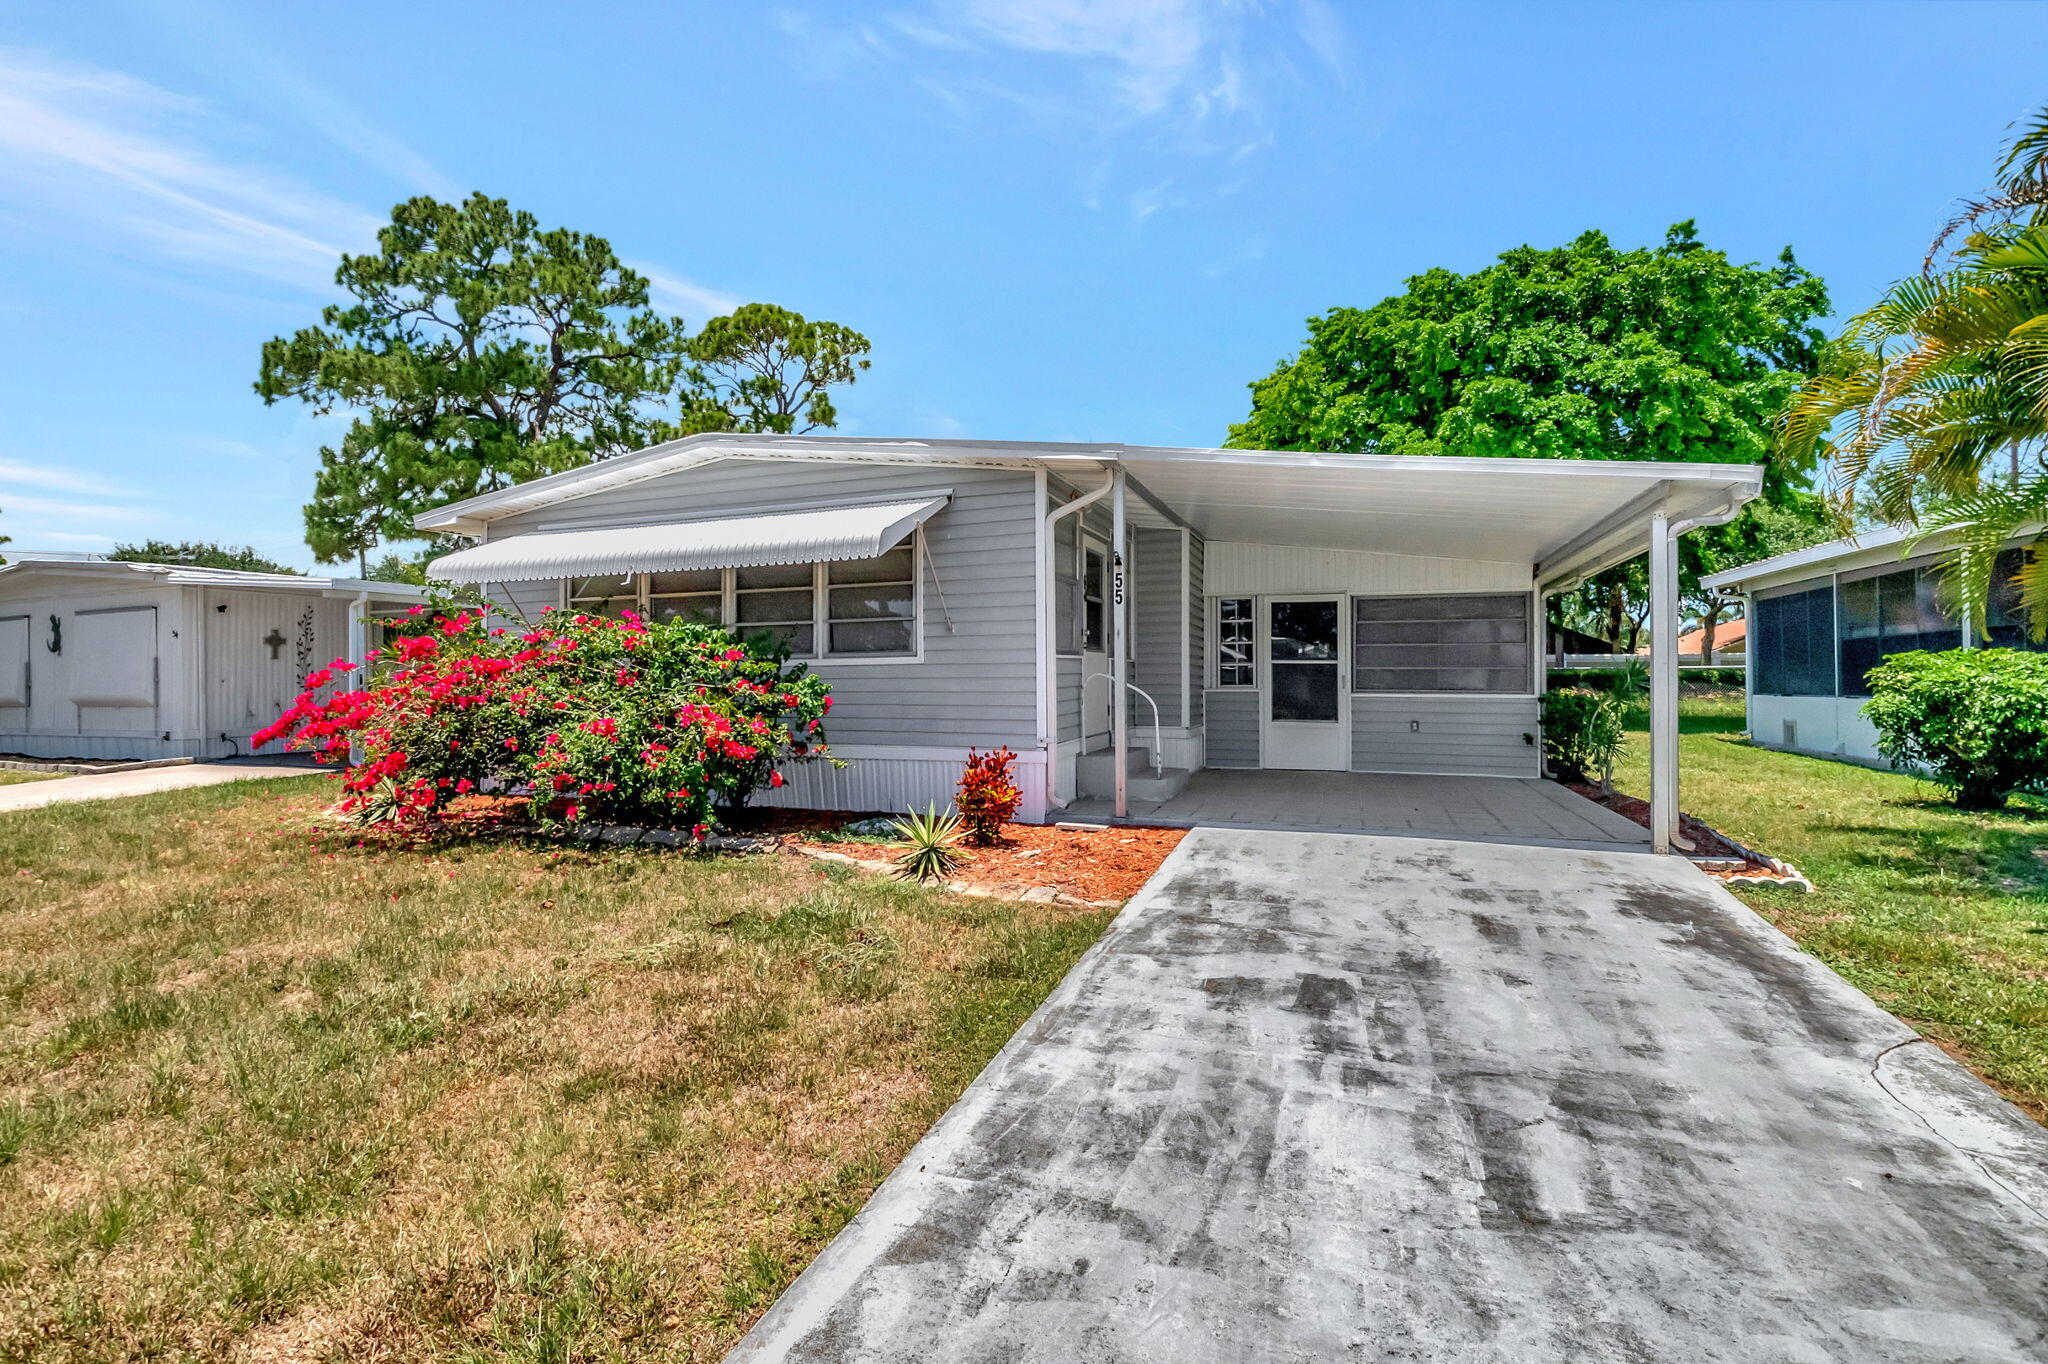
[3,0,2045,569]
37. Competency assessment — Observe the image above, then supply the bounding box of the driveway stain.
[729,829,2048,1364]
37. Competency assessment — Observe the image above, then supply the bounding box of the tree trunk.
[1700,602,1723,664]
[1605,584,1625,649]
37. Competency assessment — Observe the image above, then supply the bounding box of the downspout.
[1040,466,1115,797]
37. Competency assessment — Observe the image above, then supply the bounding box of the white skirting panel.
[1747,694,1886,766]
[744,745,1053,824]
[0,731,219,761]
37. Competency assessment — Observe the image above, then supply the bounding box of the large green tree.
[1231,222,1831,641]
[261,195,873,570]
[681,302,872,435]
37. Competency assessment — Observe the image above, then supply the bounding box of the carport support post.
[346,591,369,766]
[1648,511,1679,855]
[1111,468,1129,819]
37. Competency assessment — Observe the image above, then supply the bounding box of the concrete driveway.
[0,757,321,814]
[730,829,2048,1362]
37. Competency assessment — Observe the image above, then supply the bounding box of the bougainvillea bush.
[254,607,833,835]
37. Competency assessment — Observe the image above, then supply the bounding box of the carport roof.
[413,434,1763,590]
[0,555,430,601]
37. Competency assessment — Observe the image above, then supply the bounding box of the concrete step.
[1127,767,1192,803]
[1076,747,1190,803]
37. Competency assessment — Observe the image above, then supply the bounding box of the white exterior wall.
[1200,544,1541,782]
[1748,693,1886,765]
[0,577,189,759]
[1203,542,1528,596]
[0,573,365,762]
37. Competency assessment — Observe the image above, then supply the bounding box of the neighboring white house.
[0,555,428,762]
[419,434,1763,853]
[1702,523,2045,766]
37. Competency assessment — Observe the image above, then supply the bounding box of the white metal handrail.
[1087,672,1163,777]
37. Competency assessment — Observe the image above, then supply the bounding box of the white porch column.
[346,592,370,669]
[1111,469,1129,819]
[347,592,370,764]
[1648,511,1679,854]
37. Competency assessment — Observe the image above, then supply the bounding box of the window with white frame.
[1053,514,1081,655]
[1082,546,1107,652]
[1214,597,1254,686]
[561,543,919,659]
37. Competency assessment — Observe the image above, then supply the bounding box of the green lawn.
[0,779,1113,1361]
[1612,688,2048,1122]
[0,771,57,787]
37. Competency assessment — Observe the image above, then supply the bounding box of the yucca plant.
[890,802,963,883]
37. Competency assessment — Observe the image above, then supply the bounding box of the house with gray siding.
[418,434,1760,852]
[1702,522,2045,766]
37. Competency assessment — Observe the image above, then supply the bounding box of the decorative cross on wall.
[262,628,287,659]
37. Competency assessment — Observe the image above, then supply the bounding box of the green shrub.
[257,607,833,832]
[1864,648,2048,810]
[1540,688,1626,786]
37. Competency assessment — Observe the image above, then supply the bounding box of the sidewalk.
[0,758,323,814]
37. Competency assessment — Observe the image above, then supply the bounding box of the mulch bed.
[1560,781,1801,884]
[363,800,1186,903]
[1563,782,1752,861]
[769,811,1186,902]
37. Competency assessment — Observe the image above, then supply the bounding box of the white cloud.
[0,458,136,497]
[789,0,1348,219]
[633,263,743,322]
[877,0,1340,133]
[125,0,457,200]
[31,531,118,547]
[0,492,152,521]
[0,46,382,289]
[176,437,277,462]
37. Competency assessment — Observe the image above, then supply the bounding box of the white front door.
[1079,539,1113,752]
[1263,596,1349,771]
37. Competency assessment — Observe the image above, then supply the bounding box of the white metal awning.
[425,495,950,584]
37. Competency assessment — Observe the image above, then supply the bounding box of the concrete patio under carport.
[1059,769,1651,850]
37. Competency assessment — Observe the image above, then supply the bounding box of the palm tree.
[1780,107,2048,632]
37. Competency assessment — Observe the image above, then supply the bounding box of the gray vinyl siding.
[1186,534,1204,728]
[1206,689,1260,768]
[492,579,560,624]
[1056,655,1082,742]
[1133,527,1183,727]
[1350,696,1539,778]
[486,457,1041,748]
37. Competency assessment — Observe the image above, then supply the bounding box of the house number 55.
[1112,555,1125,607]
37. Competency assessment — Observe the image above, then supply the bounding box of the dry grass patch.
[0,778,1114,1361]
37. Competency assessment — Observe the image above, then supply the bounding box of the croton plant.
[255,607,833,836]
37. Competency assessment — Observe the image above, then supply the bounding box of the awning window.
[427,496,950,584]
